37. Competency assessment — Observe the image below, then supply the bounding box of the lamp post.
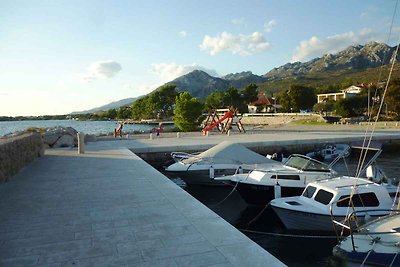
[272,97,277,113]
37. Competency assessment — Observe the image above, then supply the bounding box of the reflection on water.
[160,150,400,267]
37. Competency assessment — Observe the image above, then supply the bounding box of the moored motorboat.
[332,211,400,266]
[215,154,337,205]
[306,144,351,161]
[270,176,396,232]
[165,141,280,186]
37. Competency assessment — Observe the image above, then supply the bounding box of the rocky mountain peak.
[264,42,399,80]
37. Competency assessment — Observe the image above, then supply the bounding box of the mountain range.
[71,97,139,114]
[76,41,399,113]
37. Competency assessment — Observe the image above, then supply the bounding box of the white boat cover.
[181,141,277,165]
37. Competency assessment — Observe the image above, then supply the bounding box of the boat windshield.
[284,155,330,172]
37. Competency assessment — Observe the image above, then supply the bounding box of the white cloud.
[291,28,379,62]
[199,31,270,56]
[231,17,245,25]
[151,63,219,83]
[82,60,122,81]
[179,30,188,38]
[264,19,277,32]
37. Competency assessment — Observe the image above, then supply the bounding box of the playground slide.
[202,111,232,132]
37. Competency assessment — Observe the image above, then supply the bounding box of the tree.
[313,99,335,114]
[204,91,225,110]
[117,106,132,119]
[130,85,178,120]
[384,79,400,119]
[173,92,204,131]
[156,84,178,118]
[106,108,117,119]
[276,90,292,112]
[335,95,367,117]
[131,96,153,119]
[242,83,259,104]
[223,87,248,113]
[278,85,316,112]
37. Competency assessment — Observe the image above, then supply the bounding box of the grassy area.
[291,118,328,125]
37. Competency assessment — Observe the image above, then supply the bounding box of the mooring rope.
[239,228,337,239]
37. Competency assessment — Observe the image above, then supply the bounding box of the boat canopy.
[181,141,278,165]
[284,154,331,172]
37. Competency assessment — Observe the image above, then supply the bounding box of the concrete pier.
[1,128,400,266]
[0,145,284,266]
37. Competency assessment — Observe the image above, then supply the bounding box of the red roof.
[250,94,273,105]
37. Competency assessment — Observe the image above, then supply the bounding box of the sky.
[0,0,399,116]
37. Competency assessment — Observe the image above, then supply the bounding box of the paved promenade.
[95,128,400,153]
[0,143,284,266]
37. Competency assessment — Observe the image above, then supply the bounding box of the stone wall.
[0,132,44,183]
[241,113,321,125]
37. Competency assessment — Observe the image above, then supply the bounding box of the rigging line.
[356,0,399,178]
[360,37,400,178]
[356,37,400,179]
[392,183,400,210]
[389,252,399,267]
[368,0,399,120]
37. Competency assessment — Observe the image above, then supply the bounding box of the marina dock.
[1,128,400,266]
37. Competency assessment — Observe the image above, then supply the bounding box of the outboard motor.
[366,164,386,183]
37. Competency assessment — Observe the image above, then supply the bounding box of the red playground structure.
[202,107,245,135]
[150,123,164,136]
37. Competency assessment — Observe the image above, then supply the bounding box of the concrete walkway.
[94,128,400,153]
[0,145,284,266]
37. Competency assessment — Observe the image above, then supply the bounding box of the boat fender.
[209,166,215,179]
[238,166,243,174]
[274,183,281,199]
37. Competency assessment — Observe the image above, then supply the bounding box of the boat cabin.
[297,177,393,215]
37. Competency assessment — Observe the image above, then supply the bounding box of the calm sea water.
[0,120,165,137]
[159,150,400,267]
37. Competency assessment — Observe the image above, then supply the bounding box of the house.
[247,93,274,113]
[317,85,363,103]
[317,82,386,104]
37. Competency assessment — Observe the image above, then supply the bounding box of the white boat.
[306,144,351,161]
[270,176,396,232]
[332,211,400,266]
[165,141,279,185]
[215,154,337,205]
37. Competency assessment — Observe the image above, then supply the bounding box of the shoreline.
[97,122,400,141]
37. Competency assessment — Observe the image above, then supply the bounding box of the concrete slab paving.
[0,141,285,266]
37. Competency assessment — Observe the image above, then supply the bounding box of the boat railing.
[330,203,400,249]
[170,151,201,162]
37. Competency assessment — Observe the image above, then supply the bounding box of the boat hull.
[333,246,400,267]
[168,168,239,186]
[236,183,305,205]
[272,206,354,232]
